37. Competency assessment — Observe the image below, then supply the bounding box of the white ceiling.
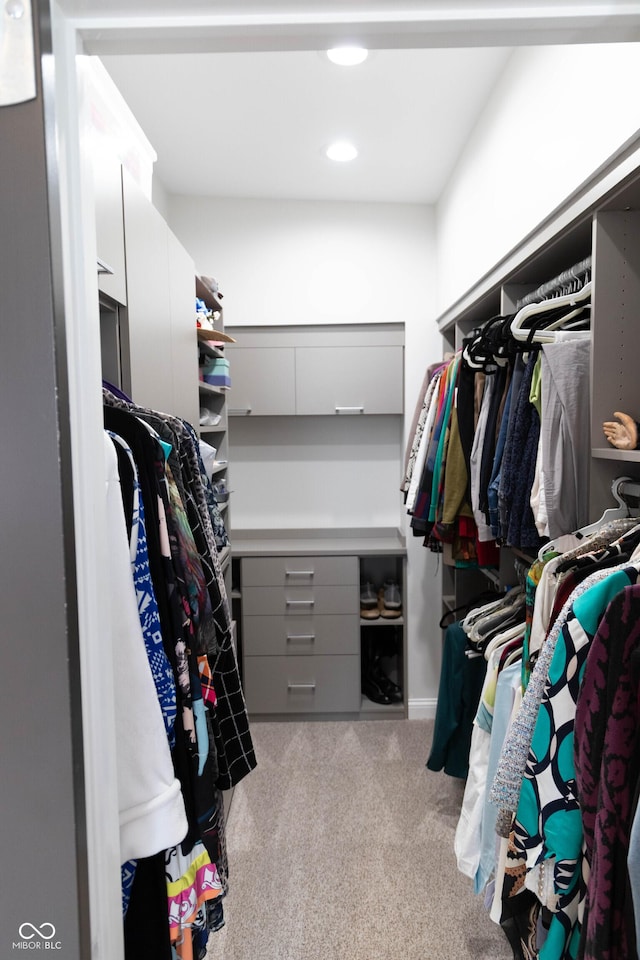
[101,47,512,204]
[88,2,640,206]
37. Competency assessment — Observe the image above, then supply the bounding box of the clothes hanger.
[510,280,593,343]
[538,476,637,558]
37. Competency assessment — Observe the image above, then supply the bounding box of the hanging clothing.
[104,432,188,863]
[539,339,591,539]
[574,584,640,960]
[426,622,486,779]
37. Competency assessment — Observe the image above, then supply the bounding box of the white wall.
[437,43,640,313]
[167,195,443,707]
[168,196,430,327]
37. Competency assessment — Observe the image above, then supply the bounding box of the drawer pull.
[286,599,315,607]
[287,682,316,692]
[229,406,252,415]
[335,405,364,414]
[285,570,315,577]
[287,634,315,642]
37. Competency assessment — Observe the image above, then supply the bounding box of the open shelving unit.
[196,275,233,591]
[436,147,640,618]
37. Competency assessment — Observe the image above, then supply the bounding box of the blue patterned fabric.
[109,432,181,917]
[109,432,178,746]
[121,860,137,916]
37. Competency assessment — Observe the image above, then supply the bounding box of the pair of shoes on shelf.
[360,581,402,619]
[362,657,403,705]
[199,407,222,427]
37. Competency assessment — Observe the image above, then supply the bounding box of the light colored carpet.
[207,719,512,960]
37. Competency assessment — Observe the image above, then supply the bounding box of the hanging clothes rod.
[516,255,592,309]
[617,477,640,502]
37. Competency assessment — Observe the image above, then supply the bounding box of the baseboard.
[408,698,437,720]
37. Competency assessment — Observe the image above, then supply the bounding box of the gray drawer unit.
[242,555,358,587]
[243,613,359,656]
[242,584,357,617]
[243,655,361,714]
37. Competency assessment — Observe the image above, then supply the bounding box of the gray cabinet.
[243,655,361,714]
[227,325,404,416]
[120,170,199,427]
[240,553,360,716]
[295,345,404,415]
[237,545,407,718]
[227,347,295,416]
[94,151,127,305]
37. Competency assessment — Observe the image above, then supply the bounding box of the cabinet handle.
[287,634,315,642]
[229,406,252,415]
[287,683,316,692]
[286,599,315,607]
[285,570,314,577]
[335,406,364,414]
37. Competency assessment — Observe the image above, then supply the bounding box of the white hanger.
[510,280,593,344]
[538,475,637,558]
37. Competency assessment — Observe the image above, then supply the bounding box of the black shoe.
[370,658,403,703]
[362,673,393,705]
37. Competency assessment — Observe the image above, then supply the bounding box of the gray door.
[0,2,90,956]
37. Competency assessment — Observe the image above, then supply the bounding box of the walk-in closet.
[4,4,640,960]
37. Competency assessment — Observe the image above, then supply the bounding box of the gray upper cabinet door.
[295,345,404,415]
[228,347,296,416]
[167,229,199,429]
[121,171,173,411]
[94,154,127,305]
[121,170,198,425]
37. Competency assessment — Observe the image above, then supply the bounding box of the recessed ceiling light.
[327,46,368,67]
[326,142,358,162]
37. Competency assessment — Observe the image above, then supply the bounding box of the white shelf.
[200,423,226,434]
[199,340,226,360]
[360,616,404,626]
[592,446,640,462]
[360,697,405,716]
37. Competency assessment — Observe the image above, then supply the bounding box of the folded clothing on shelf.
[202,357,231,388]
[211,478,230,503]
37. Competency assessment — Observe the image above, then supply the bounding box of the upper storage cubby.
[225,323,404,417]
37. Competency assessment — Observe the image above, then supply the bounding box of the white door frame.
[49,4,640,957]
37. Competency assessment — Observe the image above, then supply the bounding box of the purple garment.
[498,350,544,552]
[574,584,640,960]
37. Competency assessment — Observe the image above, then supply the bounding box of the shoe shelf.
[359,555,405,711]
[360,616,404,626]
[360,697,405,716]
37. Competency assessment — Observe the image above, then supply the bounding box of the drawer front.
[241,555,358,587]
[242,584,357,617]
[243,614,359,656]
[243,655,360,714]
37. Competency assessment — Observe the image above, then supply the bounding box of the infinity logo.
[18,924,56,941]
